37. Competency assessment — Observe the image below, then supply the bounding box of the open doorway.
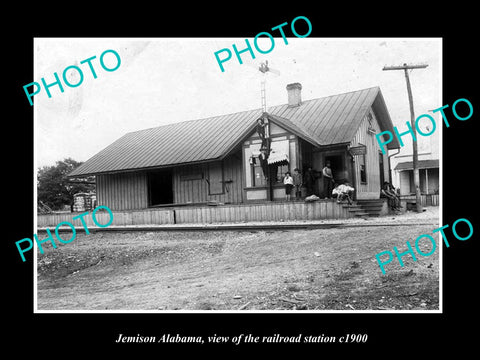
[148,169,173,206]
[378,151,385,187]
[325,154,345,182]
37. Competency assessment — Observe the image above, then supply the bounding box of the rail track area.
[36,208,439,311]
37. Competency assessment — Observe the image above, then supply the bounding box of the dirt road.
[37,211,440,311]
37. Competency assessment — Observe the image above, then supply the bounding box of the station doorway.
[148,169,173,206]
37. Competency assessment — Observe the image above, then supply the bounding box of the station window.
[359,153,367,183]
[274,164,289,183]
[252,159,267,187]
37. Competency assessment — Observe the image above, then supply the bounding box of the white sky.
[34,37,442,168]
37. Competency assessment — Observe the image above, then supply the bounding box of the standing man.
[256,117,270,156]
[322,161,334,199]
[283,172,294,201]
[292,168,303,199]
[256,117,266,141]
[303,166,316,197]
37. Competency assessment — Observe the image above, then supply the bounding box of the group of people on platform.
[282,161,354,204]
[282,163,402,211]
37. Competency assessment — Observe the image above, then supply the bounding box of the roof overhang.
[371,90,401,150]
[68,87,401,177]
[394,159,439,171]
[67,157,225,178]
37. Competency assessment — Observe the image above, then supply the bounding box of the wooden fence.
[37,200,354,228]
[400,194,440,207]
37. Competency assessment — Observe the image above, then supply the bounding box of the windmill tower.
[258,60,280,113]
[256,60,281,152]
[254,61,281,199]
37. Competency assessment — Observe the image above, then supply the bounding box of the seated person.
[381,181,402,211]
[332,182,355,205]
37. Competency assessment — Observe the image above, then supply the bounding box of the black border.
[6,6,478,354]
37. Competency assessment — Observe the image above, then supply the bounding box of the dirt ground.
[36,209,440,311]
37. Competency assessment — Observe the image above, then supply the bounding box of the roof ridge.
[126,86,381,135]
[264,86,380,111]
[69,85,390,177]
[306,86,379,102]
[126,107,264,135]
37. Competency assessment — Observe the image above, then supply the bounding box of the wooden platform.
[37,200,356,228]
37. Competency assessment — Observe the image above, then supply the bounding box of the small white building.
[389,117,440,197]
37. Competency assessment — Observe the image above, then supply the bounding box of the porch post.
[267,164,273,201]
[425,168,429,194]
[349,152,357,201]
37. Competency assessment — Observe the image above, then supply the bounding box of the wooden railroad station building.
[58,84,402,226]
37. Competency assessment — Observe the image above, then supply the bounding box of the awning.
[268,140,289,165]
[394,159,439,171]
[249,140,290,165]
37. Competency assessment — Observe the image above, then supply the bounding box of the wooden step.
[341,198,386,216]
[359,205,383,210]
[362,209,382,216]
[357,202,384,207]
[353,212,369,217]
[343,204,370,218]
[343,205,363,212]
[346,199,385,217]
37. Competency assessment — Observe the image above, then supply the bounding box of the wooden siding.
[173,163,206,204]
[37,208,174,228]
[400,194,440,207]
[95,153,243,211]
[96,172,148,211]
[173,152,243,205]
[350,109,388,199]
[174,200,352,223]
[37,200,354,227]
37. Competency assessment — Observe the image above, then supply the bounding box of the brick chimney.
[286,82,302,107]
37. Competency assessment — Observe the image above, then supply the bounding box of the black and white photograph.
[33,37,442,312]
[7,8,478,354]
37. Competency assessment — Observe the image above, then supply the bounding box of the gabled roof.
[69,86,399,177]
[269,86,398,147]
[70,108,262,177]
[265,113,322,148]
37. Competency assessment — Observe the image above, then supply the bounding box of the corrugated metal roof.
[69,86,394,176]
[266,113,322,147]
[269,86,380,145]
[70,108,262,176]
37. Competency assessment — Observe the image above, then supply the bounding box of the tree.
[37,158,94,211]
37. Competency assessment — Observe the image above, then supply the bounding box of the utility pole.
[383,63,428,213]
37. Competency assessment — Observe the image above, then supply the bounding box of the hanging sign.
[349,144,367,156]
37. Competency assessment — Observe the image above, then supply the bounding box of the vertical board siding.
[37,208,174,228]
[173,162,207,204]
[38,201,364,228]
[173,152,243,205]
[351,108,385,197]
[97,172,148,211]
[400,194,439,207]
